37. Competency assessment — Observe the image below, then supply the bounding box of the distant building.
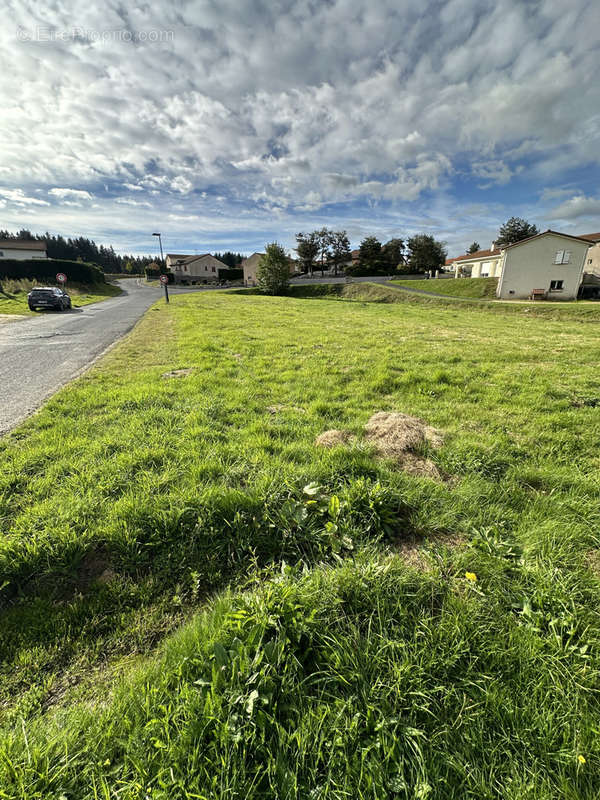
[165,253,223,284]
[0,240,48,260]
[241,253,298,286]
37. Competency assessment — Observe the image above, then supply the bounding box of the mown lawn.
[1,289,599,798]
[391,277,499,298]
[0,280,121,315]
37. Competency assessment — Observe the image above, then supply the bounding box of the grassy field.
[0,278,121,315]
[1,288,599,798]
[391,277,499,298]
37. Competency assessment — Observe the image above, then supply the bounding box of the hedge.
[0,259,105,284]
[218,267,243,281]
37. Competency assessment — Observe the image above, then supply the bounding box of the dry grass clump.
[363,411,444,478]
[315,412,445,479]
[315,429,353,448]
[364,412,443,456]
[162,368,193,379]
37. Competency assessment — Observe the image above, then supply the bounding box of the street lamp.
[152,232,164,266]
[152,232,169,303]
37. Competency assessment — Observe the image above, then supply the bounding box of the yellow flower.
[465,572,477,582]
[578,754,586,765]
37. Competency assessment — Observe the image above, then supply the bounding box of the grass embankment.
[0,278,121,315]
[391,276,499,299]
[1,292,600,797]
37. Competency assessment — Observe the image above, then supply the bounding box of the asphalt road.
[0,280,164,435]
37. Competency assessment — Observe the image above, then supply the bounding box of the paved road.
[0,280,164,434]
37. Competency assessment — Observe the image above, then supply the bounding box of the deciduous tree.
[295,232,320,276]
[381,238,404,271]
[328,230,351,276]
[406,235,447,273]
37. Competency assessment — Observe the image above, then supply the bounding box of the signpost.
[56,272,67,285]
[159,274,170,303]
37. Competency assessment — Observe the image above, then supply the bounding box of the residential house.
[497,230,593,300]
[165,253,223,284]
[0,240,48,259]
[452,246,502,278]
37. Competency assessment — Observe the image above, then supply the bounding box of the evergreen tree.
[257,242,290,296]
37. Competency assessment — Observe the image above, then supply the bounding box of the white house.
[0,240,48,259]
[452,246,502,278]
[496,230,594,300]
[165,253,223,284]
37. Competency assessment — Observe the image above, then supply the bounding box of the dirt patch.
[586,550,600,576]
[315,429,353,448]
[162,368,193,379]
[394,532,465,572]
[75,549,117,591]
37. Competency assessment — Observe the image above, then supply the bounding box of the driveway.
[0,279,164,434]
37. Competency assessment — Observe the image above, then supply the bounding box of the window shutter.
[563,251,571,264]
[554,250,564,264]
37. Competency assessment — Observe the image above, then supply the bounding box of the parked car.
[28,287,72,312]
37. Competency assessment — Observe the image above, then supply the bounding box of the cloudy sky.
[1,0,599,257]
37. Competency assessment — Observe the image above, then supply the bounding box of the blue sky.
[0,0,599,258]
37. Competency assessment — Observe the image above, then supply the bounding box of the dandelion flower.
[578,754,586,765]
[465,572,477,582]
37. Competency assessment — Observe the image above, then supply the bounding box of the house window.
[212,266,216,272]
[549,280,564,291]
[184,265,187,271]
[589,259,593,264]
[0,251,3,257]
[554,250,571,264]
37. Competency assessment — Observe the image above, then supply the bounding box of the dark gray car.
[28,287,72,312]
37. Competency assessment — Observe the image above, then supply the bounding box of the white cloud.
[0,188,50,206]
[547,195,600,221]
[0,0,597,251]
[49,187,94,202]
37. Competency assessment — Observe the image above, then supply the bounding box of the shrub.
[257,243,290,295]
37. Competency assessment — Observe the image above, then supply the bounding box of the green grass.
[1,290,600,798]
[391,277,499,298]
[0,278,121,315]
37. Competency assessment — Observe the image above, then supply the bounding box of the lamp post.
[152,232,164,266]
[152,232,169,303]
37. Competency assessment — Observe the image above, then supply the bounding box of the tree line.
[0,229,245,274]
[295,228,447,276]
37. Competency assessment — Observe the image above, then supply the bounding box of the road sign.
[159,274,169,285]
[56,272,67,284]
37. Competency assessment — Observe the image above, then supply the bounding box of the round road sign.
[56,272,67,283]
[159,274,169,285]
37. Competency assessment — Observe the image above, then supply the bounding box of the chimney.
[491,240,496,251]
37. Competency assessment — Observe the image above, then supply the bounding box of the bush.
[0,259,105,284]
[257,243,290,295]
